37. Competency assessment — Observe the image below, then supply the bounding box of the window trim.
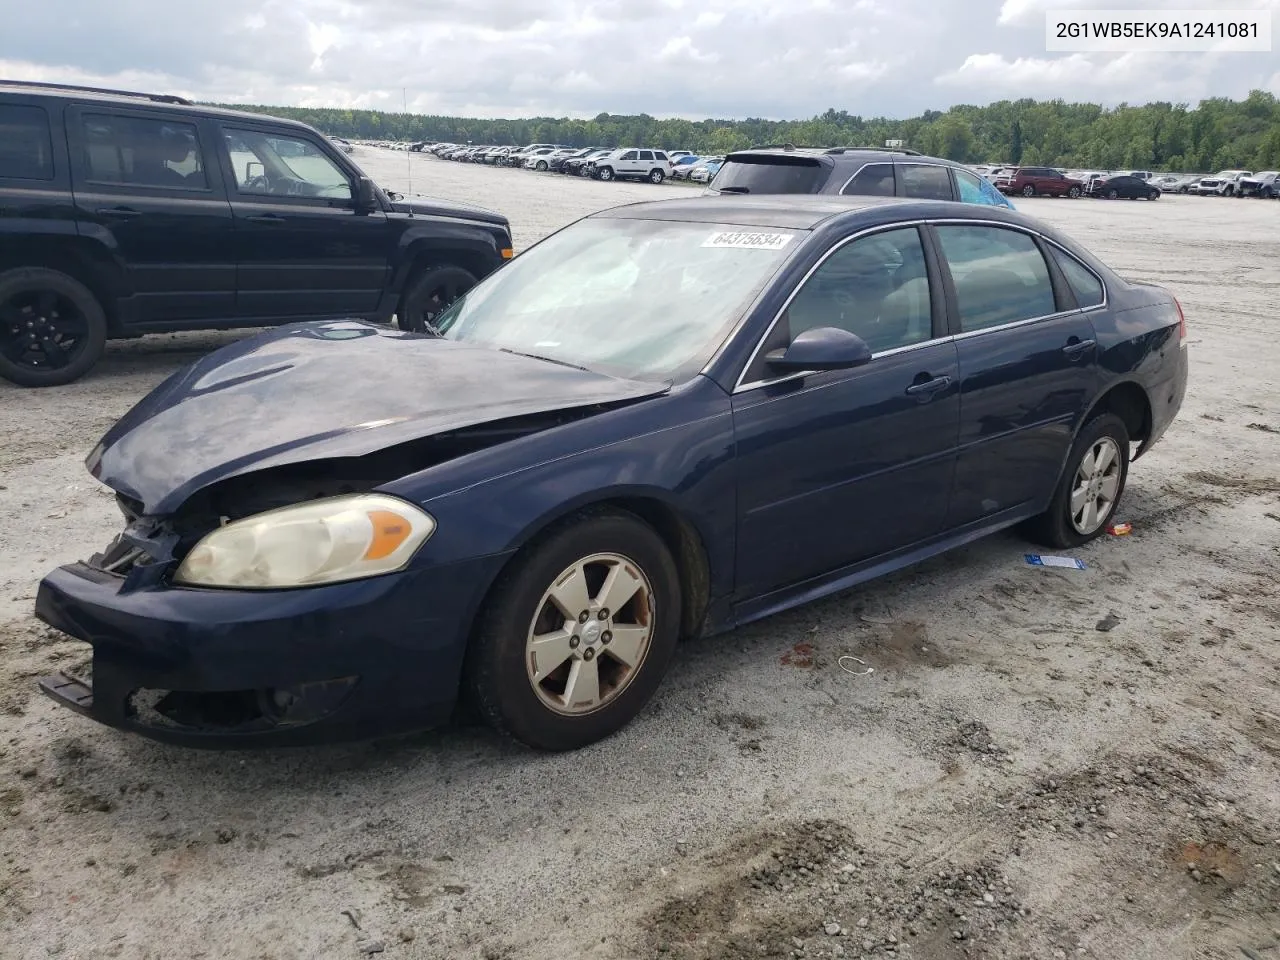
[77,110,213,194]
[732,217,1110,394]
[734,221,943,393]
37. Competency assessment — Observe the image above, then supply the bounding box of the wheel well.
[401,246,496,302]
[1085,382,1151,448]
[0,238,124,332]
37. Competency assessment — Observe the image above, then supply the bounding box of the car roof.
[589,194,1028,231]
[0,80,314,132]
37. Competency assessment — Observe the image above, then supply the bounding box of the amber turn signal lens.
[364,510,412,560]
[500,248,514,259]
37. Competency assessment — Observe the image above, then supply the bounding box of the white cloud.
[1,0,1276,119]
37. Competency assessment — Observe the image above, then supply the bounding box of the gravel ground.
[2,149,1278,960]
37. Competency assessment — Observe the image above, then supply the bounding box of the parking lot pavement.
[1,150,1277,960]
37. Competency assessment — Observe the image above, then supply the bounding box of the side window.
[654,151,668,161]
[222,128,352,201]
[620,150,639,161]
[81,114,207,190]
[899,163,954,201]
[638,150,654,161]
[955,169,986,204]
[0,104,54,181]
[935,225,1057,332]
[786,227,933,354]
[1048,245,1105,308]
[840,163,895,197]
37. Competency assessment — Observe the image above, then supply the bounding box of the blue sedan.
[36,195,1188,750]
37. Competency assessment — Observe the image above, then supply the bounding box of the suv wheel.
[0,267,108,387]
[648,168,665,184]
[1067,186,1081,198]
[596,166,614,182]
[1021,184,1036,197]
[396,264,477,333]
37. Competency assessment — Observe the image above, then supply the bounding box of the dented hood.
[89,320,667,515]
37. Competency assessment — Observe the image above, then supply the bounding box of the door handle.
[96,206,142,218]
[245,214,286,224]
[1062,338,1097,358]
[905,375,952,397]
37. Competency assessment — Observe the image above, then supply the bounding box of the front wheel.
[1067,186,1081,198]
[1107,189,1119,199]
[0,267,108,387]
[1022,185,1036,197]
[396,264,477,333]
[536,160,548,171]
[465,510,681,750]
[1149,190,1160,200]
[596,166,614,181]
[1024,413,1130,549]
[648,168,665,184]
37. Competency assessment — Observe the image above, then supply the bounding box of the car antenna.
[403,87,414,215]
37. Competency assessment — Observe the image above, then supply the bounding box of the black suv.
[703,146,1016,209]
[0,81,514,386]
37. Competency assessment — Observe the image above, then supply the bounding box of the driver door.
[217,124,390,321]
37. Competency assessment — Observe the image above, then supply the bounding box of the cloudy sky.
[1,0,1277,119]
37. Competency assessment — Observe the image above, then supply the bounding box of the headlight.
[173,493,435,589]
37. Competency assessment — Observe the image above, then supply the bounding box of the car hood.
[387,193,509,227]
[88,320,668,516]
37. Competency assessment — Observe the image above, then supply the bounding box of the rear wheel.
[396,264,477,333]
[1022,185,1036,197]
[648,168,665,184]
[0,267,107,387]
[465,510,681,750]
[1024,413,1130,549]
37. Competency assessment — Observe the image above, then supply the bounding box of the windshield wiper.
[716,185,750,194]
[499,348,592,372]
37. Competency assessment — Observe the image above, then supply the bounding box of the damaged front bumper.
[34,550,508,748]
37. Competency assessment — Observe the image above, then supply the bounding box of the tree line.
[216,91,1280,173]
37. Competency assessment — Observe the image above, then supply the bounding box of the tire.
[1107,189,1119,199]
[396,264,477,333]
[648,168,665,184]
[536,160,548,172]
[1223,186,1233,197]
[596,166,614,182]
[1024,413,1130,549]
[0,267,108,387]
[1149,190,1159,200]
[1022,185,1036,197]
[1178,186,1189,194]
[1067,186,1081,198]
[464,509,682,751]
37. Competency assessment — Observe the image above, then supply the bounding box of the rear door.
[66,105,236,325]
[216,124,391,321]
[930,221,1100,528]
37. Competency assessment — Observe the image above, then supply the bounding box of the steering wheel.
[245,174,270,193]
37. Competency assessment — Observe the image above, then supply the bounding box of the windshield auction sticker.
[702,231,794,250]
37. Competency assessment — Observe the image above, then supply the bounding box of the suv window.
[935,225,1056,332]
[223,128,352,200]
[899,163,954,201]
[1048,246,1105,308]
[714,157,829,194]
[81,114,207,190]
[786,227,933,353]
[638,150,654,161]
[619,150,639,161]
[840,162,895,197]
[0,104,55,181]
[654,151,668,161]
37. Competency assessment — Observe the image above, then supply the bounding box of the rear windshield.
[712,156,830,194]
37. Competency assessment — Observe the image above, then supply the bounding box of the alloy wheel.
[524,552,655,716]
[1069,437,1122,535]
[0,289,90,374]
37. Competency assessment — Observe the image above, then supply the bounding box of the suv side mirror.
[765,327,873,372]
[354,176,378,211]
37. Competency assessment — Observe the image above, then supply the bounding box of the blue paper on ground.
[1025,554,1087,570]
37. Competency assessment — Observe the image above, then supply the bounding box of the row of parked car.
[974,164,1279,199]
[426,142,729,184]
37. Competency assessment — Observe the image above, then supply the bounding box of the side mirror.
[765,327,873,372]
[354,176,378,211]
[244,161,265,182]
